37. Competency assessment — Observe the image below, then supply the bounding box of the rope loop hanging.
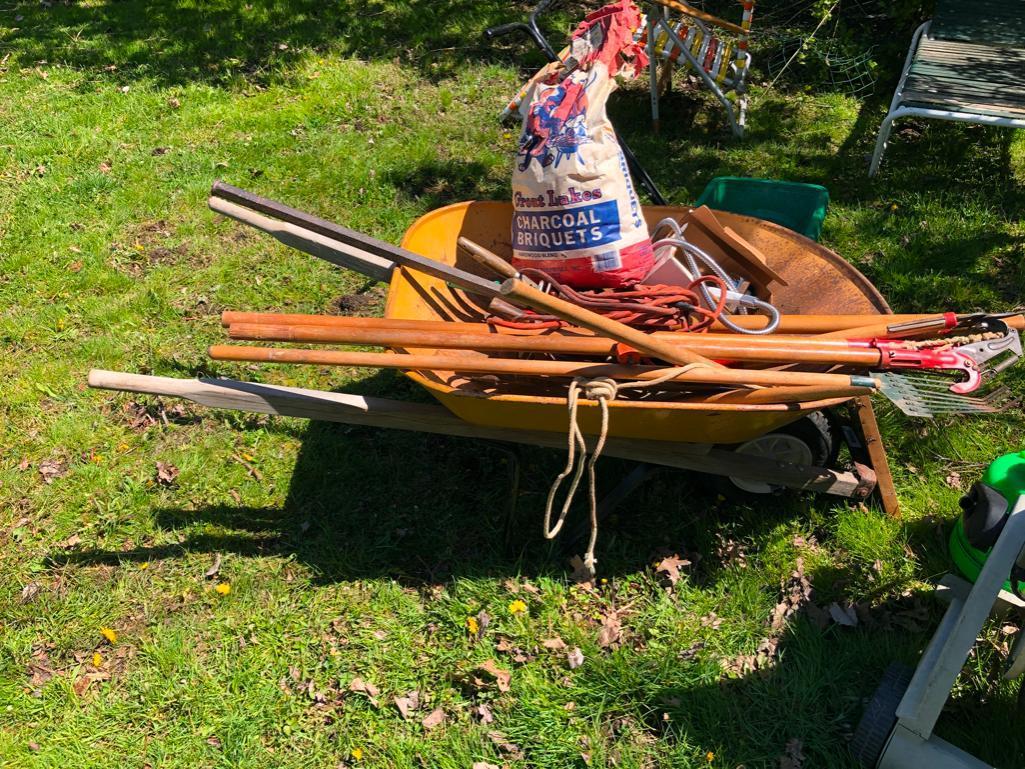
[542,362,711,579]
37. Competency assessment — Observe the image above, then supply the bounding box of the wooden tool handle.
[457,237,518,280]
[226,322,881,366]
[499,277,724,369]
[208,345,879,390]
[219,309,980,335]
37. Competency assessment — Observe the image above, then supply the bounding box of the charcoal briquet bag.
[511,0,653,289]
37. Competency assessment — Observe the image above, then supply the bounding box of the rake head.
[876,371,1018,418]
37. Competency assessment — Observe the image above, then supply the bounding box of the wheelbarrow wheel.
[718,411,839,496]
[850,662,914,767]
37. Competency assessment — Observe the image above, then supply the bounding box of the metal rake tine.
[874,372,1016,417]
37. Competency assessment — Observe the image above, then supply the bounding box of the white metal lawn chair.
[868,0,1025,176]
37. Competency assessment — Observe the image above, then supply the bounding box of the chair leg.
[647,13,660,133]
[736,92,748,138]
[869,111,898,177]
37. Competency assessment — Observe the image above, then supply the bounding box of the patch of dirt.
[329,285,387,316]
[112,219,206,276]
[118,400,196,431]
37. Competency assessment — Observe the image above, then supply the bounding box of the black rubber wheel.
[850,662,914,768]
[716,411,840,497]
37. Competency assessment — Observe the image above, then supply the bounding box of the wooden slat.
[852,396,900,518]
[932,0,1025,47]
[902,36,1025,119]
[87,370,871,497]
[902,91,1025,119]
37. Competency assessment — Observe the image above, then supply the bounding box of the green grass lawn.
[2,2,1025,767]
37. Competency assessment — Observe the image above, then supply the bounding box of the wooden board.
[88,369,872,498]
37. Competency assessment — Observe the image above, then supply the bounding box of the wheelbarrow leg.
[567,462,662,547]
[488,444,523,550]
[851,396,900,517]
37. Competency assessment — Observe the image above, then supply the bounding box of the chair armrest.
[649,0,748,36]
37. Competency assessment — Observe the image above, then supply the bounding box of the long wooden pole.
[208,344,880,391]
[226,321,883,367]
[220,310,1025,335]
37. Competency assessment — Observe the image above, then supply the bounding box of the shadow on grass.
[383,158,509,210]
[628,590,1023,767]
[4,0,551,88]
[51,368,825,584]
[632,619,909,768]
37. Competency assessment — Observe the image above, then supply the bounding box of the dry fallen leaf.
[28,656,54,687]
[655,554,691,587]
[828,602,858,627]
[393,690,420,720]
[19,582,41,604]
[98,160,112,174]
[597,612,622,649]
[472,763,500,769]
[38,459,67,484]
[542,637,567,651]
[770,558,814,632]
[475,659,512,692]
[421,707,446,730]
[472,702,494,724]
[487,731,524,760]
[204,553,222,579]
[154,460,179,486]
[567,647,585,669]
[347,677,380,706]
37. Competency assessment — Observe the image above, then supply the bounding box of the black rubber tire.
[850,662,914,768]
[716,411,840,497]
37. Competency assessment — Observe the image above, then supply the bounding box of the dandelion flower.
[508,599,527,615]
[100,627,117,644]
[92,652,102,667]
[214,583,231,596]
[466,616,479,635]
[351,747,363,761]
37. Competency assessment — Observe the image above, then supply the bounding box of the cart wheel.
[850,662,914,768]
[721,412,838,495]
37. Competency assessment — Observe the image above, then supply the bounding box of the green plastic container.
[949,450,1025,591]
[694,176,830,242]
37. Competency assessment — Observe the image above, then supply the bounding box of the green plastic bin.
[694,176,830,242]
